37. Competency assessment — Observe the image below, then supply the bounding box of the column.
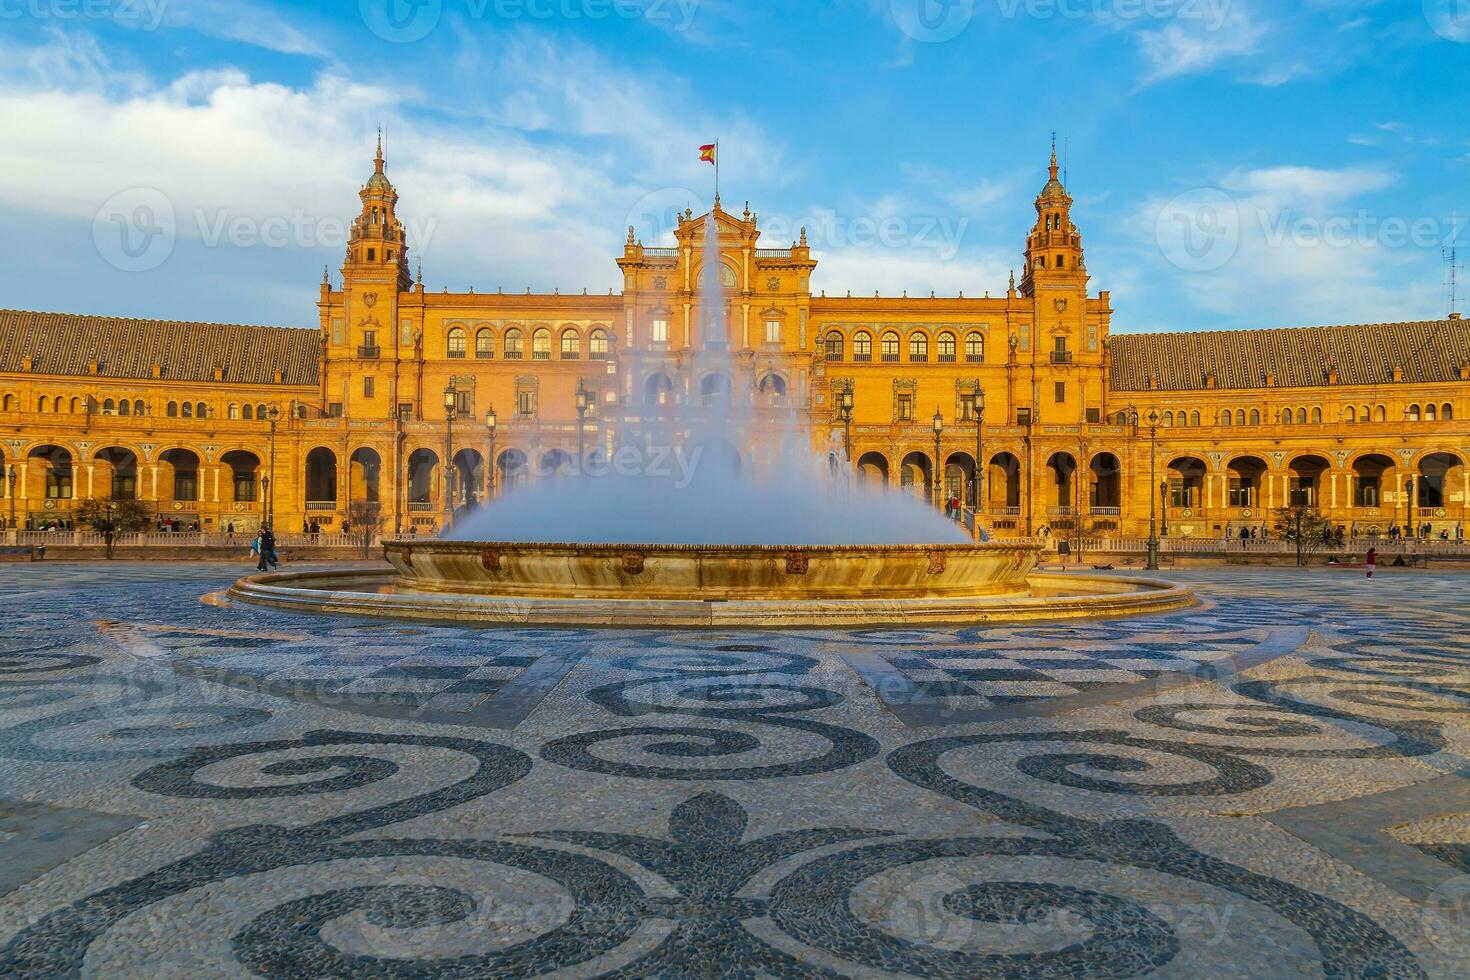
[86,464,95,499]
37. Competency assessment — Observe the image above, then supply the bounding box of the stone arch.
[559,327,582,360]
[475,327,495,359]
[221,450,261,503]
[1089,451,1122,510]
[757,372,787,407]
[497,448,529,494]
[645,372,675,407]
[1226,455,1267,510]
[93,446,140,501]
[406,448,439,505]
[699,372,733,407]
[1045,452,1078,511]
[1417,452,1464,511]
[453,449,485,508]
[158,448,201,504]
[856,451,889,489]
[944,451,976,506]
[1351,453,1396,509]
[988,452,1022,510]
[350,447,382,504]
[1166,456,1207,511]
[304,447,338,505]
[27,444,74,503]
[899,451,933,500]
[1287,454,1330,508]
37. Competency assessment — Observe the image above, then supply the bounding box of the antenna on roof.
[1446,212,1463,319]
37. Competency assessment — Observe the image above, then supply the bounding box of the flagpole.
[715,139,720,204]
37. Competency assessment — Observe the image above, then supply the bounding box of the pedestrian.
[102,523,115,560]
[251,531,267,572]
[262,525,279,569]
[1366,547,1377,580]
[226,522,235,540]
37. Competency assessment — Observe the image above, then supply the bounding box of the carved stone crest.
[363,292,378,309]
[767,278,781,292]
[1054,298,1068,313]
[653,277,668,291]
[481,548,502,573]
[785,553,810,575]
[927,550,948,575]
[621,552,646,575]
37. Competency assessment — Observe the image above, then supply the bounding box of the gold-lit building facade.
[3,146,1468,539]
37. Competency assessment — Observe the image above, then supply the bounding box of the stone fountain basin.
[383,541,1041,601]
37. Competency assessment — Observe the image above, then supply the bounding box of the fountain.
[231,210,1191,627]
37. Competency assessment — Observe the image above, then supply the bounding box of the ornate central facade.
[2,144,1467,539]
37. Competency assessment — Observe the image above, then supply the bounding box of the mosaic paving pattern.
[1,561,1469,976]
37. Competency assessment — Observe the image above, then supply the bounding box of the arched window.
[504,328,524,360]
[1163,411,1175,427]
[196,402,208,418]
[1280,410,1292,426]
[853,331,872,361]
[590,329,610,360]
[1,394,13,411]
[560,329,581,359]
[937,332,956,362]
[181,402,193,419]
[103,399,116,414]
[1444,403,1454,421]
[966,333,985,362]
[1296,408,1307,424]
[1345,406,1357,423]
[476,329,494,359]
[824,331,844,362]
[120,400,133,417]
[1373,405,1384,422]
[228,403,240,420]
[909,333,928,362]
[1248,409,1260,425]
[242,404,253,421]
[55,398,64,413]
[1189,411,1201,427]
[134,400,145,416]
[1219,411,1232,427]
[38,397,50,412]
[167,402,179,418]
[532,328,552,360]
[881,332,900,362]
[257,404,268,419]
[447,327,467,359]
[1311,407,1322,424]
[1426,404,1438,421]
[1407,404,1421,421]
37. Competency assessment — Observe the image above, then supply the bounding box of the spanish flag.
[699,143,716,166]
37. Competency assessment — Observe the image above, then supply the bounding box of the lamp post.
[6,467,15,531]
[839,389,854,475]
[486,405,497,502]
[1146,409,1160,570]
[575,381,591,477]
[266,406,280,529]
[104,501,116,560]
[443,385,457,530]
[974,389,986,515]
[1406,476,1416,539]
[932,408,944,510]
[1159,480,1170,537]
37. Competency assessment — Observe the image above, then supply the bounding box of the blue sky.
[0,0,1465,332]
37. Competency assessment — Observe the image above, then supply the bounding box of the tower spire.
[1049,132,1058,181]
[375,125,385,175]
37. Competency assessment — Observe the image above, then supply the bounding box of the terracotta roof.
[0,309,319,386]
[1109,319,1470,392]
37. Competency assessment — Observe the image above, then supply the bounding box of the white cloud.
[1136,7,1269,83]
[150,0,328,56]
[811,249,1012,300]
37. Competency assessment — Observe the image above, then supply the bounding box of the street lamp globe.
[932,409,944,435]
[485,406,497,434]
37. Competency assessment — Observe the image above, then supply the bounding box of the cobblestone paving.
[1,561,1470,977]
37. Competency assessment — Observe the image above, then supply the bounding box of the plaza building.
[2,144,1467,540]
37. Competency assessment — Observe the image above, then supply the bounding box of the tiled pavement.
[1,560,1470,976]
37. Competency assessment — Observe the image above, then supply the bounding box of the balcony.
[357,345,381,359]
[305,500,337,512]
[1090,506,1122,516]
[1050,351,1073,364]
[407,502,437,513]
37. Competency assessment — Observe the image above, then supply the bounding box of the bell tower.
[1020,139,1087,298]
[343,131,413,293]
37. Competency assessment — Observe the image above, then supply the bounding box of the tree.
[1274,504,1334,567]
[74,498,153,533]
[347,500,384,559]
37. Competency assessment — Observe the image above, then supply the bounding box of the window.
[1373,405,1385,422]
[1248,409,1260,425]
[363,377,376,398]
[476,329,494,359]
[1355,476,1380,507]
[1444,403,1454,421]
[561,329,581,359]
[112,472,136,500]
[533,329,552,360]
[256,404,268,419]
[853,331,872,361]
[765,320,782,345]
[174,469,197,502]
[651,318,669,344]
[959,393,977,421]
[1228,478,1255,508]
[167,402,178,418]
[517,389,537,417]
[590,330,610,360]
[1426,404,1438,421]
[1311,407,1322,424]
[881,332,900,362]
[1169,480,1191,508]
[234,471,257,503]
[197,402,208,418]
[895,393,914,422]
[966,333,985,362]
[453,389,472,415]
[1054,382,1066,404]
[1407,404,1421,421]
[909,333,928,362]
[1345,406,1357,423]
[103,399,116,414]
[447,327,467,359]
[1086,407,1101,424]
[1280,410,1292,426]
[181,403,193,419]
[242,405,253,421]
[504,328,524,360]
[1289,479,1315,507]
[228,403,240,420]
[825,331,844,362]
[1163,411,1175,427]
[117,399,130,416]
[1220,411,1232,427]
[328,402,344,418]
[45,470,72,499]
[1189,411,1200,426]
[1017,407,1033,426]
[398,403,414,422]
[937,332,956,363]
